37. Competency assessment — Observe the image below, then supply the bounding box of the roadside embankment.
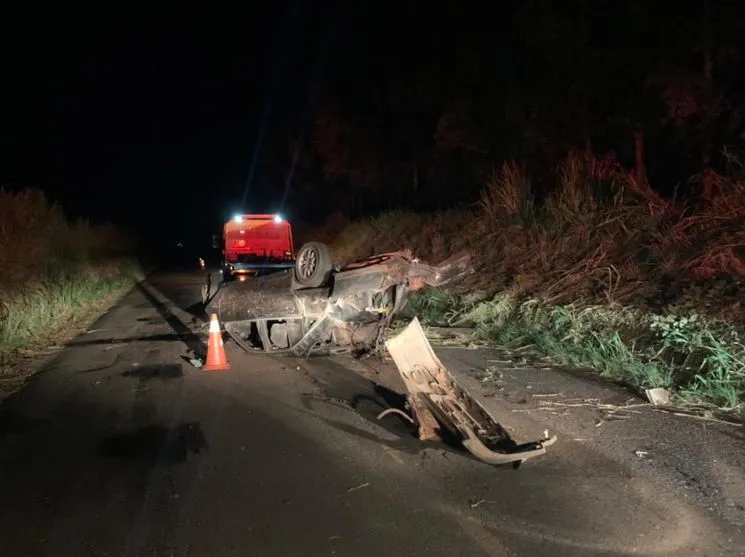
[317,151,745,414]
[0,189,140,394]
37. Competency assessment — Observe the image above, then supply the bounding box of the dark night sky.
[0,2,344,245]
[3,1,741,251]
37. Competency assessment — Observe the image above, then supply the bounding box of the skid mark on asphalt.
[73,353,122,374]
[135,281,205,358]
[96,422,208,463]
[68,333,188,347]
[122,364,184,381]
[456,516,513,557]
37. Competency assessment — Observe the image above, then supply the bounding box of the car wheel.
[294,242,333,288]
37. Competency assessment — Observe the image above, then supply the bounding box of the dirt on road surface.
[0,271,743,557]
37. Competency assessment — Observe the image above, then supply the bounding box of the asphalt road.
[0,271,743,556]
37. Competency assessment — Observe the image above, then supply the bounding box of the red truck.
[215,214,296,280]
[202,213,296,304]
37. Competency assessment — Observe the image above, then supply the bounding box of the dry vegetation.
[321,150,745,412]
[0,189,140,368]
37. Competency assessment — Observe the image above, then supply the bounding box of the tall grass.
[323,150,745,411]
[0,189,140,365]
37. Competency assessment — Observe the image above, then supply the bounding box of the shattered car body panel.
[205,250,473,357]
[384,317,557,466]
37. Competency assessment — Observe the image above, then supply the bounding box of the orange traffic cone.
[203,313,231,371]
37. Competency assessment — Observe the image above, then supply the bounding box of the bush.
[0,188,139,364]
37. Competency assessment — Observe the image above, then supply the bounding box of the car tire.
[294,242,333,288]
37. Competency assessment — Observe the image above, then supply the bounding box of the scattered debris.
[645,387,671,406]
[634,450,649,458]
[385,317,556,466]
[189,358,203,369]
[346,482,370,493]
[653,408,742,426]
[604,413,631,421]
[469,499,498,508]
[376,407,415,424]
[513,398,648,415]
[549,399,646,411]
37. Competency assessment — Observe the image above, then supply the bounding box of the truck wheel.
[221,265,235,282]
[294,242,333,288]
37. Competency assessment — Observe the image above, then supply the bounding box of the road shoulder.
[0,283,137,403]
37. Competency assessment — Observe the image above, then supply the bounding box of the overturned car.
[202,242,557,466]
[203,242,473,357]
